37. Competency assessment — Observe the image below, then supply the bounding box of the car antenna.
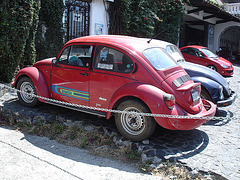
[147,26,171,44]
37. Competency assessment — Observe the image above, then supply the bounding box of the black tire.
[207,65,217,72]
[115,99,156,141]
[201,87,212,101]
[16,77,39,107]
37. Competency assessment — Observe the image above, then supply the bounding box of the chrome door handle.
[80,73,88,76]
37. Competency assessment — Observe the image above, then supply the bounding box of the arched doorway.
[218,26,240,60]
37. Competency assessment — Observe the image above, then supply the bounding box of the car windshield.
[165,45,185,62]
[200,48,218,58]
[143,47,177,70]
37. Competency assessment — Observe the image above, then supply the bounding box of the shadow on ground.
[1,94,211,165]
[203,109,234,126]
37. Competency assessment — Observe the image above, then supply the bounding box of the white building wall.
[89,0,109,35]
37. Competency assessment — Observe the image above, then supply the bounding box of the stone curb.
[0,83,11,98]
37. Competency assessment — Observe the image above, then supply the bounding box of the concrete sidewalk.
[0,127,159,180]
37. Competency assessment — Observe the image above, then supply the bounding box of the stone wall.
[0,83,11,98]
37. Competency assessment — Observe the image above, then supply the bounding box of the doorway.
[64,0,90,42]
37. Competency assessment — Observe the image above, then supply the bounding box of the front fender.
[13,67,50,102]
[107,82,172,119]
[191,76,221,103]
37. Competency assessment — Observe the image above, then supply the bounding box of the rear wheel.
[201,88,213,110]
[115,100,156,141]
[16,77,39,107]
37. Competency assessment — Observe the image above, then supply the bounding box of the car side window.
[94,46,133,73]
[59,47,70,64]
[182,48,203,58]
[181,48,195,56]
[181,48,188,54]
[196,50,205,58]
[68,45,92,67]
[58,45,92,67]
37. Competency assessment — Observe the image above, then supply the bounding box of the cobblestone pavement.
[148,64,240,179]
[190,64,240,179]
[0,64,240,179]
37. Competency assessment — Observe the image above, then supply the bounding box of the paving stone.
[145,149,155,157]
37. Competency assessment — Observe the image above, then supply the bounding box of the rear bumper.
[155,100,216,130]
[217,90,237,107]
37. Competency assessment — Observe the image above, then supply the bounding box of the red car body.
[11,36,216,141]
[180,45,234,76]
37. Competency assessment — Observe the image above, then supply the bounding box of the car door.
[89,45,135,109]
[182,47,205,66]
[51,44,93,106]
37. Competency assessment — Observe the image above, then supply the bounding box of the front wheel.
[207,65,217,72]
[16,77,39,107]
[115,100,156,141]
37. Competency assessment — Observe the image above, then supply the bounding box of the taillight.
[163,93,175,110]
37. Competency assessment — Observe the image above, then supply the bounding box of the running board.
[45,100,106,117]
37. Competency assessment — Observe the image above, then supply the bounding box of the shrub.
[0,0,40,82]
[0,0,63,82]
[36,0,64,60]
[108,0,185,44]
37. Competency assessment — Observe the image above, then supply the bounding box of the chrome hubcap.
[120,107,145,135]
[20,82,35,103]
[208,66,216,71]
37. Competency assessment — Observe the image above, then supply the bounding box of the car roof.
[181,45,205,50]
[65,35,172,53]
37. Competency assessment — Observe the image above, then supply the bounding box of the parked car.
[217,47,240,62]
[180,45,234,76]
[11,35,216,141]
[216,47,231,60]
[160,42,236,107]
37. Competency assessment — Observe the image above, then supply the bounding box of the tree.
[0,0,64,82]
[0,0,40,82]
[108,0,185,44]
[36,0,64,60]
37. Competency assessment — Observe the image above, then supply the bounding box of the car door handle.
[80,73,88,76]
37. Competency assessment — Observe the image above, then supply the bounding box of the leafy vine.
[108,0,185,44]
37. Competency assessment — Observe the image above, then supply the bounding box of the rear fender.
[13,67,50,102]
[191,76,221,103]
[107,82,172,120]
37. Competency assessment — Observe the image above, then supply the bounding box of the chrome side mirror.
[52,58,58,66]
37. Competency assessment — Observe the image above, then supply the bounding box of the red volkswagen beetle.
[180,45,234,76]
[11,36,216,141]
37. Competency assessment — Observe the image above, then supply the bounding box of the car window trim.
[57,43,94,69]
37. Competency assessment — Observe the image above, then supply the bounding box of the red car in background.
[180,45,234,76]
[11,36,216,141]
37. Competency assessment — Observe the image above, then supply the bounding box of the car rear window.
[143,47,177,70]
[166,45,185,62]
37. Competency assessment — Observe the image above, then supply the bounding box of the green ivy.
[0,0,63,82]
[22,0,41,67]
[36,0,64,60]
[108,0,185,44]
[0,0,40,82]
